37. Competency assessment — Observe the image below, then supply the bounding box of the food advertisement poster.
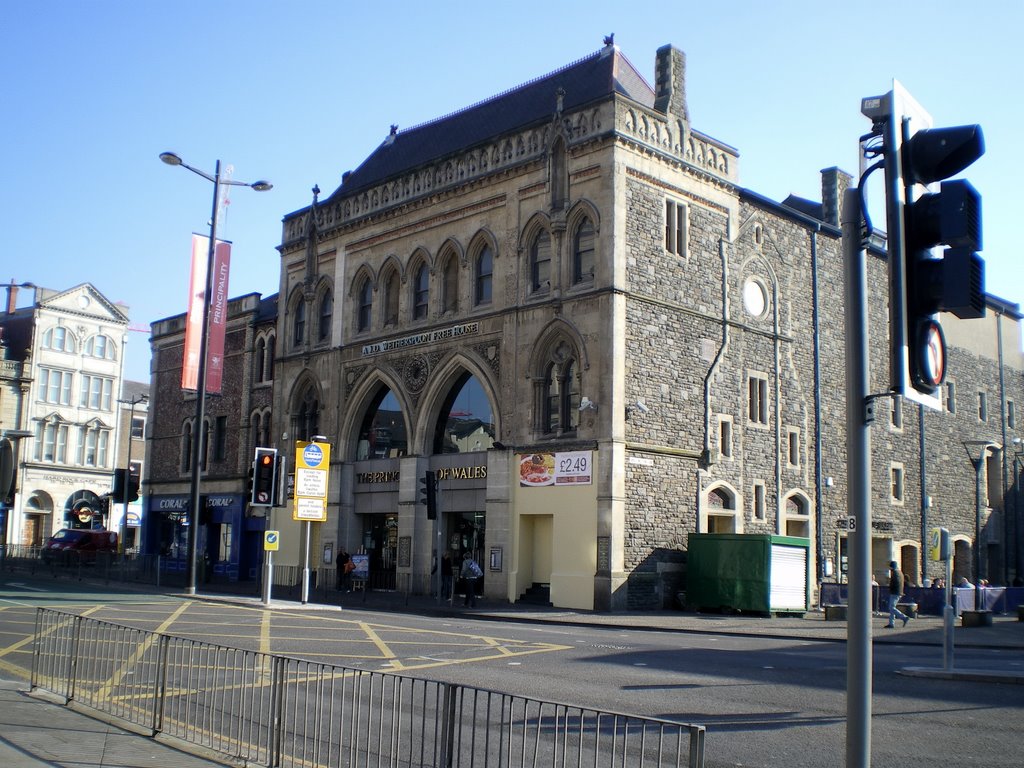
[518,450,592,487]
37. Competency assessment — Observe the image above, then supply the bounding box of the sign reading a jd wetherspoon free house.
[293,440,330,521]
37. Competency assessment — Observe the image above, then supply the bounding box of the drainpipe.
[810,228,824,582]
[702,238,730,460]
[996,309,1009,584]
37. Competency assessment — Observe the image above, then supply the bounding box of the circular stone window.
[77,294,91,309]
[742,278,767,318]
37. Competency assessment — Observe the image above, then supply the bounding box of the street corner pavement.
[0,680,226,768]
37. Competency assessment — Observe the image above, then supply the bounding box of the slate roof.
[332,46,655,200]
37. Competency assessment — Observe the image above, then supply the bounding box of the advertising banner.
[181,234,231,393]
[517,450,593,486]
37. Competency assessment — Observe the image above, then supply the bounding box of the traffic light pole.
[435,478,443,605]
[843,186,873,768]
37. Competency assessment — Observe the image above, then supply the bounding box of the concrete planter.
[960,610,993,627]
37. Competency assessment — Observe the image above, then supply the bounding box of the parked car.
[41,529,118,564]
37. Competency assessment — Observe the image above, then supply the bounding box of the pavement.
[1,581,1022,767]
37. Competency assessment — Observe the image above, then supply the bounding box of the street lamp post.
[962,440,998,611]
[1014,438,1023,583]
[160,152,271,595]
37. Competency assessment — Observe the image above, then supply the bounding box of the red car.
[42,529,118,564]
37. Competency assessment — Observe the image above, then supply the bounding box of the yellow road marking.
[92,601,190,701]
[357,621,402,669]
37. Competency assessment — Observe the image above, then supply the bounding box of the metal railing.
[31,608,705,767]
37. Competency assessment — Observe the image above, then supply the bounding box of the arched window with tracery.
[535,339,579,437]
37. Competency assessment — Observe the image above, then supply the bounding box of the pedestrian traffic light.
[251,447,278,507]
[863,82,985,407]
[419,470,437,520]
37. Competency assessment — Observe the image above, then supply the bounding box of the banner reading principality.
[182,234,231,394]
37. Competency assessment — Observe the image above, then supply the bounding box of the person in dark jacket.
[886,560,911,628]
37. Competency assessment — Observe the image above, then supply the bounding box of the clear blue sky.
[3,1,1020,383]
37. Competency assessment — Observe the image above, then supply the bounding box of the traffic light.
[863,82,985,406]
[110,468,127,504]
[419,470,437,520]
[251,447,278,507]
[126,462,140,503]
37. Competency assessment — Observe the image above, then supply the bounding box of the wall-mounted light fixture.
[625,399,649,420]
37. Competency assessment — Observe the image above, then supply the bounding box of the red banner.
[181,235,231,394]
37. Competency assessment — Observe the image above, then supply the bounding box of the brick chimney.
[821,167,853,227]
[654,45,689,123]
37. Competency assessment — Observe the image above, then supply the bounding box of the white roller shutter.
[770,544,807,610]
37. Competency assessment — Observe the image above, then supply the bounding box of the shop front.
[350,455,491,595]
[148,492,253,581]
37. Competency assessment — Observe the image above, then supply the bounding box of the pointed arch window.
[530,230,551,294]
[265,333,276,380]
[357,278,373,332]
[181,420,193,473]
[255,338,266,383]
[705,487,738,533]
[384,272,399,326]
[413,263,429,320]
[294,386,321,443]
[442,255,459,314]
[293,299,306,348]
[538,342,580,436]
[475,245,493,306]
[572,217,595,284]
[318,289,333,342]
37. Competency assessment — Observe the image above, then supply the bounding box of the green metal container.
[687,533,810,615]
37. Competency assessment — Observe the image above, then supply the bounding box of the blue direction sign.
[264,530,280,551]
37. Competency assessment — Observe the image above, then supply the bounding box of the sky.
[3,1,1021,384]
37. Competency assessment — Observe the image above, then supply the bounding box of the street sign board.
[292,440,330,522]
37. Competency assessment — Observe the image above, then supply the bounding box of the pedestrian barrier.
[30,607,705,767]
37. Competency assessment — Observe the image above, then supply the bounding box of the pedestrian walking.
[460,551,482,607]
[885,559,910,628]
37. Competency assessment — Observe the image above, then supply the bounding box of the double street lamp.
[159,152,271,595]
